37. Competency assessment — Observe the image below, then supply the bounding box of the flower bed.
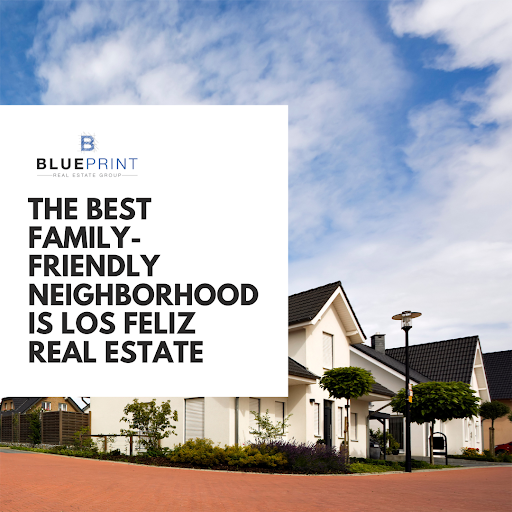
[3,441,458,473]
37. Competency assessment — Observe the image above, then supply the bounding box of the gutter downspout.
[235,397,239,446]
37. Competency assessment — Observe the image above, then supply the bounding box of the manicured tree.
[479,401,511,456]
[391,382,480,464]
[320,366,375,458]
[27,410,42,445]
[120,399,178,453]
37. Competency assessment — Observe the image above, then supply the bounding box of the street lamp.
[392,310,422,473]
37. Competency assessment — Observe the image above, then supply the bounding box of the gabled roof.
[289,282,340,325]
[483,350,512,400]
[288,357,319,380]
[352,344,430,383]
[288,281,366,339]
[0,397,84,415]
[385,336,479,384]
[371,382,396,398]
[0,397,42,415]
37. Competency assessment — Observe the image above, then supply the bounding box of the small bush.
[350,463,392,473]
[253,440,349,474]
[461,447,483,457]
[168,438,287,468]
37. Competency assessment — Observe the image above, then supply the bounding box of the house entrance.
[323,400,333,447]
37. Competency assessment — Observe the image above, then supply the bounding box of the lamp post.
[392,310,421,473]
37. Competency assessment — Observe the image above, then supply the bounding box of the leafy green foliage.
[120,399,178,450]
[350,462,392,473]
[369,428,400,454]
[27,411,41,445]
[249,409,292,440]
[319,367,375,400]
[479,401,511,424]
[349,457,455,472]
[390,381,480,424]
[73,426,98,451]
[169,438,287,467]
[254,440,349,473]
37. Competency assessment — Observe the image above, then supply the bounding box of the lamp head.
[392,310,422,330]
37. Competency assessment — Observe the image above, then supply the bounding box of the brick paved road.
[1,450,511,512]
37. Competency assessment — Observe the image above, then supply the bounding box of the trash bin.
[369,441,380,459]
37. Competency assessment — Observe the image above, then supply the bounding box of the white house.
[351,334,490,456]
[91,281,395,457]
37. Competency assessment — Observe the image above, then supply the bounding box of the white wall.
[354,347,487,456]
[90,302,371,456]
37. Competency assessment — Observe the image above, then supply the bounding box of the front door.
[323,400,333,447]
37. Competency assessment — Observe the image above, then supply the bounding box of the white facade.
[351,339,489,457]
[91,285,392,457]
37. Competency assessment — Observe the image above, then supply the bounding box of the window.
[42,401,51,411]
[350,412,357,441]
[185,398,204,441]
[389,417,404,449]
[323,333,333,369]
[58,403,67,411]
[314,403,320,436]
[337,407,343,438]
[249,398,260,432]
[275,401,285,435]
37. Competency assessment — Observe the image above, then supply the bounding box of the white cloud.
[290,0,512,353]
[292,0,512,352]
[29,1,511,352]
[31,1,409,252]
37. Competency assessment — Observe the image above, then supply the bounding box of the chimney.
[371,333,386,354]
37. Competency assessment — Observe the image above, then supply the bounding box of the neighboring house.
[482,350,512,449]
[81,398,91,414]
[0,397,84,415]
[351,335,490,456]
[91,281,395,457]
[0,397,88,445]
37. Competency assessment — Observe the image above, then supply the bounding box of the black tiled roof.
[289,281,366,339]
[288,357,319,380]
[352,344,430,383]
[0,397,42,416]
[0,397,83,415]
[289,282,340,325]
[483,350,512,400]
[371,382,396,397]
[385,336,479,384]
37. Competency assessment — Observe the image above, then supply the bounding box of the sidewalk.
[1,450,511,512]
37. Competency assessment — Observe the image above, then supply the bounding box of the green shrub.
[27,411,42,445]
[168,438,287,468]
[350,463,392,473]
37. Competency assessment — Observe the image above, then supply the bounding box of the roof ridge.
[386,336,479,351]
[483,349,512,356]
[288,281,341,298]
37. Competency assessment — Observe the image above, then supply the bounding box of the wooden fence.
[0,411,90,445]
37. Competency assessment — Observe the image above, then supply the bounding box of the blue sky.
[1,0,511,352]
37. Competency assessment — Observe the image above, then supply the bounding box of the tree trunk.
[490,422,495,457]
[429,423,434,465]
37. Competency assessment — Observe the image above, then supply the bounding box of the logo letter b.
[81,136,94,151]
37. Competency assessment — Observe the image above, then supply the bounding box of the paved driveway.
[1,450,510,512]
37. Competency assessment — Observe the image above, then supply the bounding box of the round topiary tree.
[479,401,511,456]
[319,366,375,458]
[391,381,480,463]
